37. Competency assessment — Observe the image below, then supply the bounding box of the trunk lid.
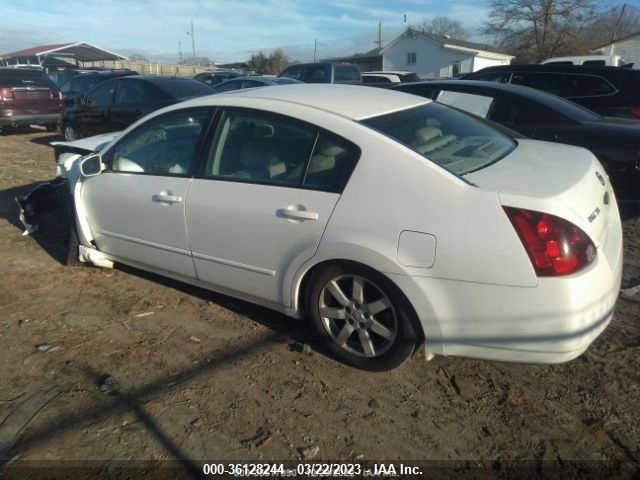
[465,139,613,248]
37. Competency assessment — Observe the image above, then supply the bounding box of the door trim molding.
[192,251,276,277]
[100,229,190,256]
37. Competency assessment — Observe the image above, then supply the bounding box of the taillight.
[503,207,596,276]
[631,106,640,118]
[0,88,14,103]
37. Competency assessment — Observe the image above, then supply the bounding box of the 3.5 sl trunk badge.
[595,171,605,186]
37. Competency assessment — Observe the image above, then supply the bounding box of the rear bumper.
[0,113,60,127]
[390,206,624,364]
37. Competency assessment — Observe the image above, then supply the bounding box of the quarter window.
[108,109,211,175]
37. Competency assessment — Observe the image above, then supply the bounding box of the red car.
[0,68,63,133]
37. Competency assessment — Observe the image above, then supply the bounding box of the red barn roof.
[1,42,126,62]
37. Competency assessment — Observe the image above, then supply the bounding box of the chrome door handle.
[152,193,183,204]
[277,207,319,221]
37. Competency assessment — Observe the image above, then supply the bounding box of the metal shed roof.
[1,42,127,62]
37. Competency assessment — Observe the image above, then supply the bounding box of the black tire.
[66,222,81,267]
[63,124,78,141]
[46,124,57,132]
[305,263,418,371]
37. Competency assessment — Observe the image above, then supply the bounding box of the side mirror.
[79,154,103,177]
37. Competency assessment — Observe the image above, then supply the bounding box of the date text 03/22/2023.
[201,462,423,477]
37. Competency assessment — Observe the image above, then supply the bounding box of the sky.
[1,0,638,63]
[0,0,494,62]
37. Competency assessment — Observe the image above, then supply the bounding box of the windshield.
[362,102,516,176]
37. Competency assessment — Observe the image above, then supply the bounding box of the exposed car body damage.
[16,132,121,236]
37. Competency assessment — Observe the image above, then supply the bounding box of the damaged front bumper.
[16,177,70,236]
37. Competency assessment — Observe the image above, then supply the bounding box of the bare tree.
[484,0,596,62]
[419,16,469,39]
[247,49,290,74]
[587,3,640,48]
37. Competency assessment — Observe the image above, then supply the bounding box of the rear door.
[187,107,360,305]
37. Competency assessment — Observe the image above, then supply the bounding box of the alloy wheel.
[318,274,397,358]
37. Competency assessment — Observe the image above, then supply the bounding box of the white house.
[593,31,640,67]
[325,28,513,78]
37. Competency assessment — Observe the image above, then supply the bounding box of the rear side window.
[490,97,572,127]
[116,80,165,104]
[304,131,360,192]
[400,73,421,82]
[0,70,56,88]
[582,60,606,66]
[362,102,516,176]
[334,65,360,82]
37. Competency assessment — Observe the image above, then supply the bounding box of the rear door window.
[490,96,571,127]
[303,131,360,193]
[280,66,303,81]
[115,80,160,104]
[510,72,616,98]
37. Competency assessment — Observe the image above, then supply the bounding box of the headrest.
[317,143,345,157]
[414,127,442,144]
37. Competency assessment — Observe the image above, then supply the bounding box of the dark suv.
[279,62,361,83]
[463,64,640,119]
[0,68,62,132]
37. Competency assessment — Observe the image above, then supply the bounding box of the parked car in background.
[0,67,62,133]
[394,80,640,208]
[61,75,213,140]
[540,55,628,67]
[279,62,361,83]
[194,70,242,87]
[38,85,621,370]
[211,75,301,93]
[60,69,138,108]
[463,64,640,119]
[362,71,420,84]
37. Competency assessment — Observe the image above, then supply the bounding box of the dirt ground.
[0,128,639,478]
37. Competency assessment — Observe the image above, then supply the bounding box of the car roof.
[185,84,429,120]
[471,64,636,76]
[404,80,599,122]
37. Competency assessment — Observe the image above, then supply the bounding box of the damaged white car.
[18,85,623,370]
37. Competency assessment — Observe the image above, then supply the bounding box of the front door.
[187,107,360,305]
[82,107,213,278]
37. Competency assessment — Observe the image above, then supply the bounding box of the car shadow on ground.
[2,332,284,478]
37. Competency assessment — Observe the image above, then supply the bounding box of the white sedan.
[57,84,622,370]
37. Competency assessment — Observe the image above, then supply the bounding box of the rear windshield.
[0,70,57,88]
[362,102,516,176]
[155,78,214,99]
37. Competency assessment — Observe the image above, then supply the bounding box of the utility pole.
[186,19,196,59]
[313,39,318,62]
[374,20,383,49]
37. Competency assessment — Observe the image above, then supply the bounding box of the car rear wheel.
[63,124,78,141]
[306,264,418,371]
